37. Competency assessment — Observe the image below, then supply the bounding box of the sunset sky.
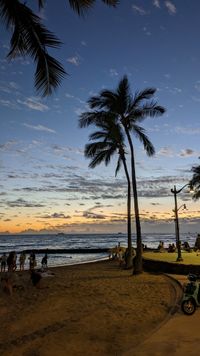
[0,0,200,235]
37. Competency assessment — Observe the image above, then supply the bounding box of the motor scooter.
[181,273,200,315]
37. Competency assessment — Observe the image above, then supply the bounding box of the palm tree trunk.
[121,154,132,268]
[124,127,143,274]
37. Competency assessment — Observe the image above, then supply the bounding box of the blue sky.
[0,0,200,234]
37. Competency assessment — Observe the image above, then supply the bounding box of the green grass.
[143,251,200,265]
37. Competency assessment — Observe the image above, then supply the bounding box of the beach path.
[125,275,200,356]
[130,307,200,356]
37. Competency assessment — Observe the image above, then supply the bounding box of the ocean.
[0,232,198,270]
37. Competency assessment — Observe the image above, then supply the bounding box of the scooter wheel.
[181,299,196,315]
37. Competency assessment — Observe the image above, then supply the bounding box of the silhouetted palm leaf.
[88,91,118,110]
[35,54,66,96]
[132,88,156,107]
[79,111,113,128]
[0,0,66,96]
[38,0,46,9]
[116,75,131,114]
[102,0,118,5]
[128,102,166,123]
[190,163,200,200]
[69,0,118,16]
[131,124,155,156]
[0,0,118,95]
[115,156,122,177]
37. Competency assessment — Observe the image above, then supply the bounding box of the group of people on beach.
[157,236,200,254]
[0,251,48,272]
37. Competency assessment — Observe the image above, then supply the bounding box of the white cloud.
[164,73,171,79]
[194,81,200,92]
[143,27,151,36]
[9,81,19,90]
[153,0,160,8]
[179,149,197,158]
[52,144,83,156]
[0,81,20,93]
[65,93,85,104]
[0,99,18,109]
[172,87,182,93]
[74,107,84,115]
[165,1,176,15]
[17,97,49,112]
[191,95,200,103]
[11,57,30,66]
[158,147,174,157]
[65,93,74,99]
[175,127,200,135]
[2,43,9,50]
[109,68,119,77]
[81,41,87,46]
[67,56,80,66]
[0,140,18,152]
[132,5,147,15]
[23,123,56,134]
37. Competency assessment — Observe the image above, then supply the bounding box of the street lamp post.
[171,183,191,262]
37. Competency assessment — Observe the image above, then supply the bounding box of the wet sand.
[0,260,177,356]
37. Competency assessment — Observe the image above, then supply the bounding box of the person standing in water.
[19,252,26,271]
[0,253,7,272]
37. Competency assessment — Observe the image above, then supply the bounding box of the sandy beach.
[0,260,178,356]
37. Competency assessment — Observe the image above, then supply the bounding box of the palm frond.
[68,0,95,16]
[79,111,113,128]
[128,102,166,123]
[115,156,122,176]
[132,88,156,108]
[68,0,118,16]
[190,163,200,200]
[89,130,107,141]
[191,164,200,177]
[102,0,119,6]
[193,191,200,200]
[88,91,117,110]
[116,75,131,114]
[0,0,66,96]
[89,151,109,168]
[84,118,126,171]
[139,102,166,117]
[0,0,16,28]
[85,141,108,157]
[38,0,46,9]
[86,146,115,169]
[10,14,62,57]
[35,53,66,97]
[93,116,125,145]
[132,124,155,156]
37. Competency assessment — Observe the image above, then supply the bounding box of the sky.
[0,0,200,235]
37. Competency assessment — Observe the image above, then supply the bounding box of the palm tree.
[83,115,133,268]
[0,0,118,96]
[80,75,166,274]
[190,160,200,200]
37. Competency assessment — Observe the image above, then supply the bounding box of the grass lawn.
[143,251,200,265]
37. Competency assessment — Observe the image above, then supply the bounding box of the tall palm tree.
[190,160,200,200]
[80,75,166,274]
[0,0,118,96]
[83,116,133,268]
